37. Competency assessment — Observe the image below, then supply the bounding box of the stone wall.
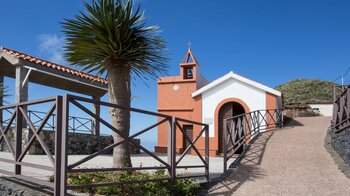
[330,127,350,165]
[0,128,30,153]
[283,107,319,118]
[0,129,140,155]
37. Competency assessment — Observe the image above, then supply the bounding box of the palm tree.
[61,0,167,167]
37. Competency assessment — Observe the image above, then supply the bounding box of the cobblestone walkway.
[206,117,350,196]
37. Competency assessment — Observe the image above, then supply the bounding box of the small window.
[184,67,193,79]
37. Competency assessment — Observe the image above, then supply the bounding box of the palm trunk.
[108,66,132,168]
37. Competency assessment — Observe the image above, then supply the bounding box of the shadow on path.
[284,117,304,127]
[202,131,274,195]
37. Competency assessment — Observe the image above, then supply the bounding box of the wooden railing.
[0,96,59,181]
[0,94,209,195]
[223,109,283,172]
[2,109,94,134]
[333,85,350,132]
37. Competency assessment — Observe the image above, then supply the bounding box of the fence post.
[15,106,22,175]
[205,124,209,181]
[54,96,63,195]
[52,113,55,131]
[280,110,284,128]
[54,95,69,196]
[257,111,260,133]
[0,75,3,125]
[167,117,176,185]
[333,85,336,124]
[72,117,75,133]
[223,119,227,173]
[243,115,247,136]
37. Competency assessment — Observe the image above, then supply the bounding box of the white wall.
[308,104,333,117]
[202,78,266,137]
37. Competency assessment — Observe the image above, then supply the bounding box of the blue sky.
[1,0,350,148]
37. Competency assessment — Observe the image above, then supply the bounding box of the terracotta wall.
[156,80,204,155]
[266,92,277,129]
[266,92,277,110]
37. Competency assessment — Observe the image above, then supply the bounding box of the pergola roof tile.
[2,47,108,85]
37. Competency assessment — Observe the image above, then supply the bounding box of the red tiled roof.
[2,47,108,85]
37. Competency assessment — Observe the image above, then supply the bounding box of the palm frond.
[61,0,168,79]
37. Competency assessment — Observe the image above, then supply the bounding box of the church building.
[155,48,282,156]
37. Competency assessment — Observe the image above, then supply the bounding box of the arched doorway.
[218,102,246,154]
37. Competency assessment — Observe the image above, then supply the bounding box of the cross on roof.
[181,46,198,65]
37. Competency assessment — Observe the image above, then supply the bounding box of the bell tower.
[155,47,208,154]
[180,48,200,81]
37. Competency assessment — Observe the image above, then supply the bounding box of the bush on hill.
[275,79,335,107]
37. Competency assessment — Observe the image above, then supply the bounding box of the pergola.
[0,46,108,135]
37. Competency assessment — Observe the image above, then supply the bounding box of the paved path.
[207,117,350,196]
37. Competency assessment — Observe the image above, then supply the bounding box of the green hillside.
[275,79,335,107]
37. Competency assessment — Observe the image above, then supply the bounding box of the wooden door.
[218,103,233,154]
[182,125,193,154]
[218,102,246,154]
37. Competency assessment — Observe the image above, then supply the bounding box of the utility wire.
[333,75,342,82]
[333,65,350,83]
[344,66,350,77]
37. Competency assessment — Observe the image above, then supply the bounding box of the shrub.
[275,79,335,107]
[50,169,201,195]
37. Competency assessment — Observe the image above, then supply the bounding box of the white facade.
[201,78,266,137]
[308,104,333,117]
[192,71,282,137]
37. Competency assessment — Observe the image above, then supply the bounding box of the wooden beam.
[15,66,28,104]
[92,96,101,136]
[15,66,28,129]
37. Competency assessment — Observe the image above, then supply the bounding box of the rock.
[330,127,350,165]
[6,187,12,195]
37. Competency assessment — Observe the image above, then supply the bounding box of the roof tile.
[2,47,108,85]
